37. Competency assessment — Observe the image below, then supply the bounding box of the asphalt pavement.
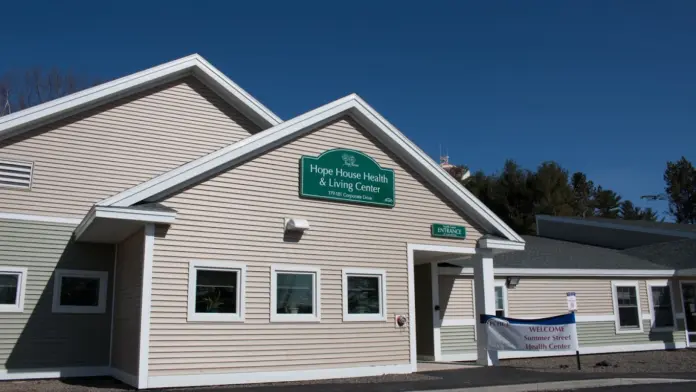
[563,381,696,391]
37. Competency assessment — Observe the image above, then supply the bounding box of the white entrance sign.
[567,292,577,312]
[481,313,578,351]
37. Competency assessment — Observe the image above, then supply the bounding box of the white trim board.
[0,366,110,381]
[74,205,177,241]
[98,95,523,243]
[0,212,81,225]
[536,215,696,240]
[147,364,412,389]
[0,54,281,142]
[438,267,676,277]
[138,224,155,389]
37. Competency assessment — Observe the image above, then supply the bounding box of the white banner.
[482,313,578,352]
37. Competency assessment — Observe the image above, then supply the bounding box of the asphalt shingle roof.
[622,239,696,270]
[493,235,671,270]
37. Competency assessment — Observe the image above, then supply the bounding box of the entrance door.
[681,283,696,346]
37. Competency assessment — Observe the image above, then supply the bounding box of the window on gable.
[343,268,387,322]
[271,264,320,322]
[187,260,246,322]
[0,160,34,189]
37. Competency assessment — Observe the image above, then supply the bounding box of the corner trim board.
[138,224,155,389]
[146,364,412,389]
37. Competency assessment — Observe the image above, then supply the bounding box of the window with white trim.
[647,281,676,331]
[187,260,245,322]
[611,281,643,333]
[0,267,27,313]
[52,269,108,314]
[271,264,320,322]
[0,159,34,189]
[494,281,507,317]
[343,268,387,322]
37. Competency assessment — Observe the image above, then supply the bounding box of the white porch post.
[430,262,442,361]
[473,249,498,366]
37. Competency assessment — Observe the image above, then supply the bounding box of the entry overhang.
[75,204,177,243]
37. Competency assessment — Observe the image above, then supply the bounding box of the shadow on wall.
[5,236,114,372]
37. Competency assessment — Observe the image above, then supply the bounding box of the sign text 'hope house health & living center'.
[300,149,395,207]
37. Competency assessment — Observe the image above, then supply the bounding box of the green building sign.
[431,223,467,239]
[300,149,395,207]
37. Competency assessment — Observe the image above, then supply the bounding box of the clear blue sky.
[4,1,695,217]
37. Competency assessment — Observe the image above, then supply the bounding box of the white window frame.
[494,279,508,317]
[52,269,108,314]
[270,264,321,323]
[646,279,678,332]
[0,267,28,313]
[611,281,644,334]
[342,268,387,322]
[187,260,246,322]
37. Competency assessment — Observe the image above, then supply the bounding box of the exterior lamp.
[506,276,520,289]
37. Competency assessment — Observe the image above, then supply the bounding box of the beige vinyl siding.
[149,116,483,376]
[578,320,686,347]
[0,219,113,369]
[439,276,474,320]
[111,229,145,376]
[440,326,476,354]
[0,77,260,219]
[414,264,433,357]
[506,278,652,317]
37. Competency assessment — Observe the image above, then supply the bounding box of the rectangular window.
[494,283,507,318]
[0,267,27,313]
[187,261,245,322]
[52,270,108,314]
[611,282,643,333]
[0,159,34,189]
[647,281,676,331]
[271,264,320,322]
[343,268,387,322]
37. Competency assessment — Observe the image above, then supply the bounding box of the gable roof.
[536,215,696,239]
[98,93,524,243]
[494,235,670,271]
[0,54,281,142]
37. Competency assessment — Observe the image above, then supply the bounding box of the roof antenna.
[439,144,452,169]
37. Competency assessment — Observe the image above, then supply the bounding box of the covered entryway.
[410,243,505,366]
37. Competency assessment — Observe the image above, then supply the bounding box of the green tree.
[620,200,658,221]
[593,186,622,218]
[532,162,574,217]
[664,157,696,223]
[570,172,595,217]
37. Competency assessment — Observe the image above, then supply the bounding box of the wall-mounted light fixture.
[284,218,310,232]
[506,276,520,289]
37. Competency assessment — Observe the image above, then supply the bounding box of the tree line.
[445,157,696,235]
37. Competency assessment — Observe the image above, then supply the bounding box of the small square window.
[343,268,386,322]
[0,268,27,313]
[187,261,245,322]
[52,270,108,314]
[271,265,320,322]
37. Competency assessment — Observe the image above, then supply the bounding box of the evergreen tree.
[664,157,696,223]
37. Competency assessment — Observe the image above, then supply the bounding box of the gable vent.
[0,160,34,189]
